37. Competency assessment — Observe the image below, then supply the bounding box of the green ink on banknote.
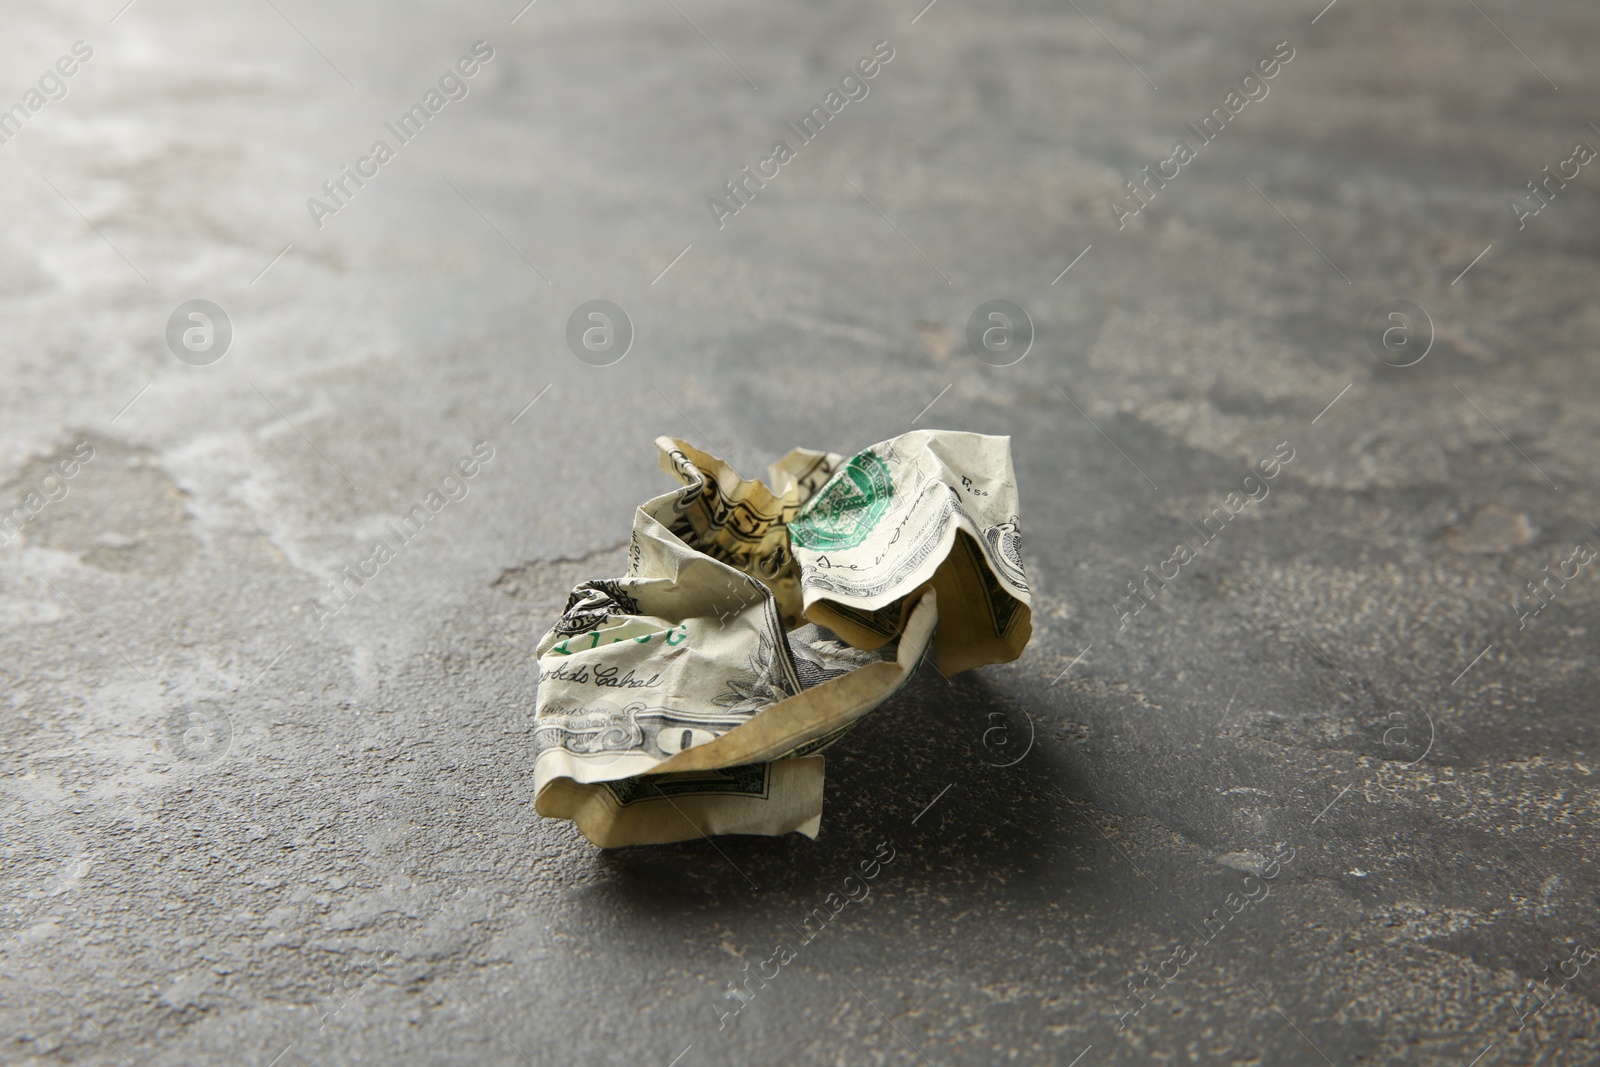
[788,450,893,550]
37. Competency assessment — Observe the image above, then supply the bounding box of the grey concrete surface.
[3,0,1598,1064]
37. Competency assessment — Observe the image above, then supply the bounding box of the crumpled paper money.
[532,430,1031,847]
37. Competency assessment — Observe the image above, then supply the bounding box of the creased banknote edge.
[641,591,938,775]
[655,435,825,522]
[797,480,1030,615]
[534,756,826,848]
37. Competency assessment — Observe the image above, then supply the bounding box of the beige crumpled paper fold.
[531,431,1031,847]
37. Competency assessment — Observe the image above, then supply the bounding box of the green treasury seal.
[788,450,894,550]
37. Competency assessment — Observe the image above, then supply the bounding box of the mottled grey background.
[2,0,1597,1064]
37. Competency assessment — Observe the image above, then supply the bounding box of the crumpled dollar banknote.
[532,430,1032,847]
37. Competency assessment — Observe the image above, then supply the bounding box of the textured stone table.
[3,0,1597,1064]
